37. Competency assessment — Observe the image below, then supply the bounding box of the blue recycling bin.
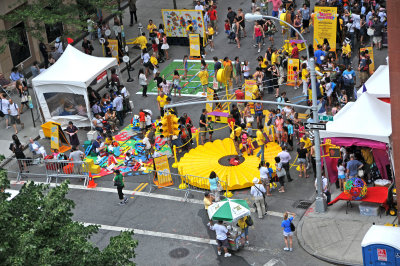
[362,225,400,265]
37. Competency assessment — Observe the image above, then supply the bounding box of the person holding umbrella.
[209,220,232,257]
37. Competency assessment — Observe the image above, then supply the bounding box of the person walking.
[209,171,220,202]
[281,212,296,251]
[1,93,10,129]
[209,220,231,257]
[10,134,27,172]
[199,109,207,145]
[251,178,266,218]
[8,99,24,134]
[65,121,79,147]
[129,0,137,26]
[138,69,148,97]
[278,145,293,182]
[275,157,286,193]
[113,169,128,205]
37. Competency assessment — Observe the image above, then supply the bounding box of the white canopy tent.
[320,92,392,143]
[32,45,118,128]
[357,65,390,99]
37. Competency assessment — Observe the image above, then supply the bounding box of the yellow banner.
[206,87,214,113]
[287,58,299,86]
[360,47,375,75]
[313,6,337,51]
[50,125,59,150]
[154,155,172,187]
[244,79,256,101]
[108,39,119,63]
[189,34,201,58]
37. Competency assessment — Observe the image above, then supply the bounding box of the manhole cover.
[169,247,189,258]
[218,155,245,166]
[293,200,312,209]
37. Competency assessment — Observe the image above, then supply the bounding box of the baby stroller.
[228,31,236,44]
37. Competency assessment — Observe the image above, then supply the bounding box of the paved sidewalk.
[297,188,397,266]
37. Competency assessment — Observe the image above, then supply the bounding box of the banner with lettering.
[313,7,337,51]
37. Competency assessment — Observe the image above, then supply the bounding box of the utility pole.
[173,0,177,9]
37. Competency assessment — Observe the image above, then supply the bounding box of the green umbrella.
[207,198,251,223]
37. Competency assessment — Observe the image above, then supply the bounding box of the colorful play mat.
[178,138,282,190]
[86,122,172,178]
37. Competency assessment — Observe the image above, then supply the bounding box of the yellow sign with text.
[50,125,59,150]
[313,6,337,51]
[206,87,214,113]
[287,58,299,86]
[189,34,201,58]
[108,39,119,63]
[153,155,173,187]
[360,47,375,75]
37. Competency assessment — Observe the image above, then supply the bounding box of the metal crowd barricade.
[146,168,230,201]
[3,158,48,182]
[44,160,90,186]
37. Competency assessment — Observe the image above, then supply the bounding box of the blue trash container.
[362,225,400,265]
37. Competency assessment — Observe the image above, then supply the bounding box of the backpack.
[245,216,254,226]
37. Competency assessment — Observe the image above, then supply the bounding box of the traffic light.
[160,114,180,137]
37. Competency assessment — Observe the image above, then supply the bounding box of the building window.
[8,22,31,66]
[45,22,63,43]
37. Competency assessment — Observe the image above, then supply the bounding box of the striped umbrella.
[207,198,250,223]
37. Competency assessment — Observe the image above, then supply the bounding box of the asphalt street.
[3,0,389,265]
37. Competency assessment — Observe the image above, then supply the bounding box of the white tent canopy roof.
[320,92,391,143]
[32,45,118,88]
[357,65,390,98]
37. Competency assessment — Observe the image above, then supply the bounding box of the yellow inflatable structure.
[178,138,282,190]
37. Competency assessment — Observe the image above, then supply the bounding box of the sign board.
[153,155,173,188]
[96,70,107,82]
[360,46,375,75]
[107,39,119,63]
[189,34,201,58]
[329,148,341,158]
[206,87,214,113]
[377,248,387,262]
[244,79,256,112]
[319,115,333,122]
[50,125,59,150]
[162,9,205,37]
[313,6,337,51]
[305,122,326,130]
[287,58,299,86]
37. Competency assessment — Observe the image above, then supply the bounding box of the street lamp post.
[245,13,327,213]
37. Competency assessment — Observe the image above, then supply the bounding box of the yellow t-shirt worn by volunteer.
[157,95,168,108]
[256,129,265,146]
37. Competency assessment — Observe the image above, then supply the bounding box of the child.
[206,24,215,51]
[287,120,294,150]
[246,123,253,138]
[224,19,231,36]
[293,66,299,90]
[172,70,181,97]
[52,149,59,158]
[337,159,346,191]
[182,55,188,80]
[207,116,214,142]
[152,39,159,59]
[281,126,289,148]
[198,66,209,95]
[124,152,136,167]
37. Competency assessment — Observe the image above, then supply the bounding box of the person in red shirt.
[208,6,218,34]
[235,87,245,114]
[291,43,299,59]
[139,109,146,136]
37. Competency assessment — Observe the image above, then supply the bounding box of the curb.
[296,208,363,266]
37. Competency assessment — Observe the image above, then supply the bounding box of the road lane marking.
[131,183,149,199]
[82,222,279,253]
[264,258,280,266]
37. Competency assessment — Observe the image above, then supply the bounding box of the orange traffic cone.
[87,173,97,188]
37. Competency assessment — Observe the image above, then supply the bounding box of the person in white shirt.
[142,136,151,159]
[1,93,10,129]
[112,93,124,125]
[278,146,293,182]
[315,175,331,203]
[8,99,24,134]
[209,220,231,257]
[194,1,204,11]
[28,138,47,158]
[251,178,266,218]
[138,68,148,97]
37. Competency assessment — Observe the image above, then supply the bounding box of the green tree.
[0,173,138,265]
[0,0,118,53]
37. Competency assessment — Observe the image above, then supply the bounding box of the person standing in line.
[209,171,220,202]
[281,211,296,251]
[114,169,128,205]
[259,161,272,196]
[337,159,346,191]
[8,99,24,134]
[138,69,148,97]
[199,108,207,145]
[65,121,79,147]
[209,220,232,257]
[1,93,10,129]
[251,178,266,218]
[278,145,293,182]
[129,0,137,26]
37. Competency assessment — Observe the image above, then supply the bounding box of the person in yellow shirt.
[341,40,351,67]
[300,135,312,168]
[198,66,209,95]
[147,19,157,37]
[230,126,243,156]
[132,32,148,50]
[157,91,168,117]
[301,63,309,96]
[237,216,250,245]
[256,125,266,162]
[150,53,158,77]
[271,49,278,66]
[206,24,215,51]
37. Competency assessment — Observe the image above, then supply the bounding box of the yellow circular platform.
[178,138,282,190]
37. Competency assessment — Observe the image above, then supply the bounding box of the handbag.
[358,169,365,177]
[276,165,286,177]
[290,222,296,232]
[367,27,374,36]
